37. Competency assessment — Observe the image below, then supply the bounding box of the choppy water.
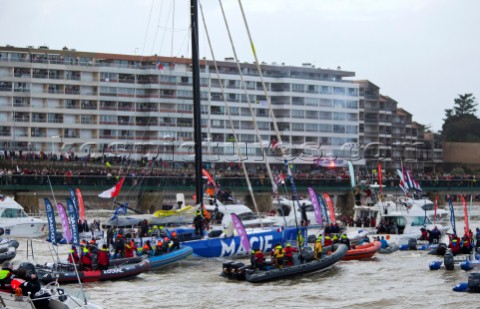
[12,207,480,309]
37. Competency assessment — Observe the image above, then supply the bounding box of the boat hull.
[221,244,348,283]
[37,260,150,284]
[342,241,381,261]
[147,246,192,270]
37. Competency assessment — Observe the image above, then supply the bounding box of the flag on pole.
[377,163,383,194]
[98,177,125,198]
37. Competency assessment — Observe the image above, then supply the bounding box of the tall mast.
[191,0,203,206]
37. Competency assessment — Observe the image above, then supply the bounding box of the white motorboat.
[351,197,450,245]
[0,195,47,238]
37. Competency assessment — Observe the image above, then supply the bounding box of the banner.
[44,198,57,245]
[378,163,383,194]
[231,213,250,253]
[76,188,85,221]
[307,187,323,225]
[66,198,80,246]
[347,161,355,188]
[318,195,329,225]
[323,193,336,223]
[202,169,217,188]
[448,197,457,236]
[57,203,72,243]
[68,187,78,218]
[461,195,469,235]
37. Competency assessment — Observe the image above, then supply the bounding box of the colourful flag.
[378,163,383,194]
[318,194,329,225]
[448,197,457,236]
[231,213,250,253]
[347,161,355,188]
[156,60,164,70]
[66,198,79,246]
[307,187,323,225]
[98,177,125,198]
[44,198,57,245]
[323,193,336,223]
[461,195,469,235]
[76,188,85,221]
[56,203,72,243]
[202,169,217,188]
[68,187,78,218]
[396,169,408,194]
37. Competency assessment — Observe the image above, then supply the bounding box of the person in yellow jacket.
[272,243,285,268]
[314,238,323,260]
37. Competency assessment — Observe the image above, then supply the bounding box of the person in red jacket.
[80,246,93,270]
[323,235,333,247]
[67,245,80,264]
[283,243,294,267]
[125,239,137,258]
[97,244,110,270]
[448,235,461,255]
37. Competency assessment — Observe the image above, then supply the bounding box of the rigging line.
[171,0,175,57]
[141,0,155,56]
[150,0,169,55]
[217,0,278,199]
[200,2,263,226]
[237,0,305,235]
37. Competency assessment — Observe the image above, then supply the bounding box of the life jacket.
[67,250,80,263]
[125,242,136,258]
[283,246,294,258]
[314,241,323,253]
[97,249,110,266]
[274,246,284,258]
[254,251,264,263]
[0,269,12,280]
[81,251,92,265]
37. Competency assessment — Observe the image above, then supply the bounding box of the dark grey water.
[13,208,480,309]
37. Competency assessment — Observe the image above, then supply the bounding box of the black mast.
[191,0,203,206]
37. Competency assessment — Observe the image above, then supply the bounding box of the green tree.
[442,93,480,142]
[453,93,477,116]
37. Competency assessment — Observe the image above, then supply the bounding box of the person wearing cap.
[97,244,110,270]
[339,234,351,249]
[170,231,180,251]
[80,246,93,270]
[142,240,153,256]
[125,239,137,258]
[67,245,80,264]
[113,234,125,259]
[162,236,171,253]
[272,243,284,268]
[314,238,323,260]
[193,210,205,236]
[155,240,164,256]
[283,243,294,267]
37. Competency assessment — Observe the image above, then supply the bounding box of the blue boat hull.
[147,246,193,270]
[182,227,305,258]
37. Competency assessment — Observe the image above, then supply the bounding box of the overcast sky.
[1,0,479,132]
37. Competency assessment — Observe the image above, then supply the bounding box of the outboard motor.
[222,261,234,278]
[444,251,455,270]
[408,238,417,250]
[468,273,480,293]
[16,262,36,278]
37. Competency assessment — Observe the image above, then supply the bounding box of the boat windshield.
[1,208,28,218]
[237,212,258,221]
[420,203,435,211]
[411,216,431,226]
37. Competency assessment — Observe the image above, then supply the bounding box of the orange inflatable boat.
[342,241,381,261]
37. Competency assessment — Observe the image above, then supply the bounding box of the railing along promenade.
[1,174,480,194]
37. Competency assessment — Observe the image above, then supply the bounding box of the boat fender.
[418,245,427,251]
[452,282,468,292]
[407,238,417,250]
[399,244,409,251]
[468,273,480,293]
[460,260,473,271]
[429,261,442,270]
[444,252,455,270]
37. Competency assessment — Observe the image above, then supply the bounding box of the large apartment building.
[356,80,442,173]
[0,45,439,171]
